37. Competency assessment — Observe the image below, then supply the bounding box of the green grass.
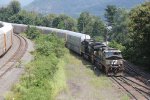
[121,94,130,100]
[63,52,130,100]
[90,76,112,89]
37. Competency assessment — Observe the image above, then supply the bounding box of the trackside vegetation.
[6,27,68,100]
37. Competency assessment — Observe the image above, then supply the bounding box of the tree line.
[0,1,149,69]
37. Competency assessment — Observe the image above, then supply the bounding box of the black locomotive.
[81,39,124,76]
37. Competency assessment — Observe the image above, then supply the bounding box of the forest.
[0,1,149,70]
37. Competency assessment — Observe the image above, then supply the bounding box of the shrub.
[26,26,40,39]
[7,27,68,100]
[108,40,125,52]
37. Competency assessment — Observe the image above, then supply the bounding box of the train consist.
[0,22,13,57]
[11,23,124,76]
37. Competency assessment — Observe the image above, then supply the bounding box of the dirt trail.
[57,52,129,100]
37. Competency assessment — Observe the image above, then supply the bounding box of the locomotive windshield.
[105,51,122,59]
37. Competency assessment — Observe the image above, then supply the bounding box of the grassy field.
[57,52,130,100]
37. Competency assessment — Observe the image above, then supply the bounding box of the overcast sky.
[0,0,34,6]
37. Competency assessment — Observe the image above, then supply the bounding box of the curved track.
[0,34,28,78]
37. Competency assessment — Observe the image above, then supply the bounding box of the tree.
[105,5,117,26]
[42,14,56,27]
[8,10,43,25]
[126,2,150,66]
[92,17,105,37]
[110,8,129,44]
[77,12,93,34]
[0,0,20,22]
[52,14,77,31]
[0,7,9,21]
[8,0,21,15]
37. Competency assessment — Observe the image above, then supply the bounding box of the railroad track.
[111,76,150,100]
[0,34,28,78]
[124,61,150,83]
[110,61,150,100]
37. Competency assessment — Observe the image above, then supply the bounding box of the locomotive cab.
[102,49,124,76]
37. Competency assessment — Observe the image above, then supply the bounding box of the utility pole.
[105,25,112,46]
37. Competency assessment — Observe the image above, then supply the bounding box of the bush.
[108,40,125,52]
[6,27,68,100]
[26,26,40,39]
[93,36,104,42]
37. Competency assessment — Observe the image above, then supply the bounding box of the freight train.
[11,23,124,76]
[0,22,13,57]
[0,22,123,76]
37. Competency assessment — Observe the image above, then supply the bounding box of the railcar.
[0,22,13,57]
[12,23,91,54]
[12,23,27,34]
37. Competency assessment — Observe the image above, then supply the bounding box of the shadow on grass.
[68,50,105,77]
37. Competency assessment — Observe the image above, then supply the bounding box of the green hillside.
[25,0,145,17]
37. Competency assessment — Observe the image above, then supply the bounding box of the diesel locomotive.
[81,39,124,76]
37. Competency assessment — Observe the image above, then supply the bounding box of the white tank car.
[0,22,13,57]
[11,23,90,54]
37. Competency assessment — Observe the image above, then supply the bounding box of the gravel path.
[0,35,34,100]
[57,52,129,100]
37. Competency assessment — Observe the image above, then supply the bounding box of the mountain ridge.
[24,0,145,18]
